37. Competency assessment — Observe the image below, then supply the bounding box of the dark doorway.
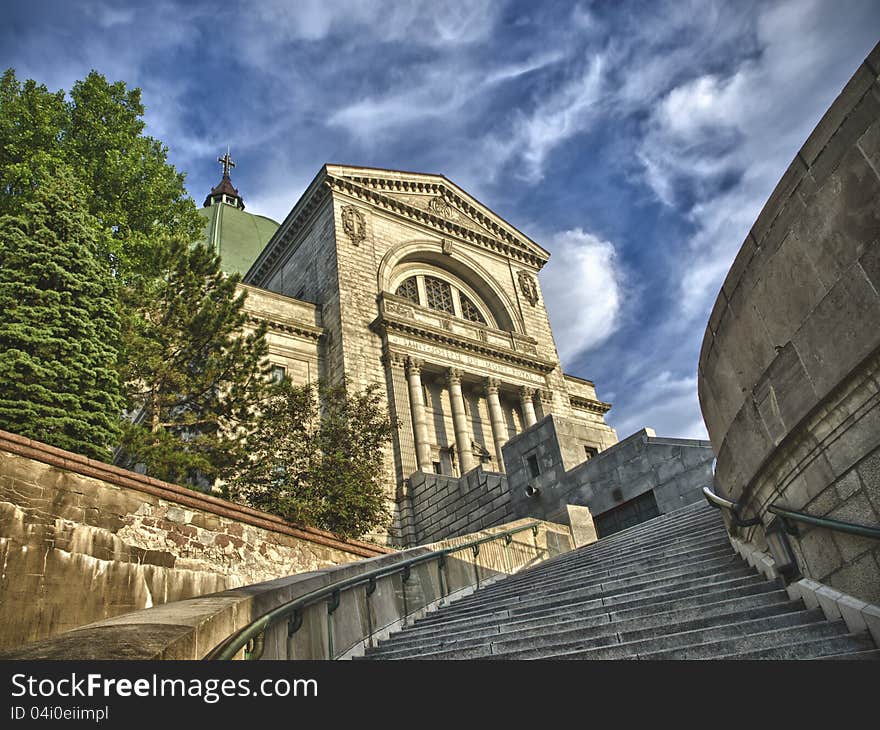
[595,490,660,538]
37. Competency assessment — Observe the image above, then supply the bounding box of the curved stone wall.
[697,43,880,604]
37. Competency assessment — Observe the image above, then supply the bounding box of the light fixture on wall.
[764,516,801,583]
[525,483,541,498]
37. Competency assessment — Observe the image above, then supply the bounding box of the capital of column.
[518,385,535,400]
[483,377,501,396]
[406,356,424,375]
[381,349,408,369]
[446,367,463,387]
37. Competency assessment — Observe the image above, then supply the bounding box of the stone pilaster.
[446,368,474,474]
[537,388,554,419]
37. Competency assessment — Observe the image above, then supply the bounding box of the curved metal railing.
[205,520,544,661]
[702,485,880,539]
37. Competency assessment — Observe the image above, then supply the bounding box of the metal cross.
[218,150,235,177]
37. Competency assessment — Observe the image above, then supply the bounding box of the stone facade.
[243,165,618,545]
[698,42,880,605]
[501,418,715,536]
[0,430,390,651]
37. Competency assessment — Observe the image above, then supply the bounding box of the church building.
[199,156,619,545]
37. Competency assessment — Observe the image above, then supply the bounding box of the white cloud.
[540,228,624,365]
[608,371,708,441]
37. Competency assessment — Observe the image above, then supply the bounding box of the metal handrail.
[701,486,761,527]
[205,520,543,661]
[767,503,880,540]
[702,486,880,539]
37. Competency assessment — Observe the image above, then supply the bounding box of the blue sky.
[3,1,879,440]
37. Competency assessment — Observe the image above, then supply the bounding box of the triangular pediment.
[324,164,550,265]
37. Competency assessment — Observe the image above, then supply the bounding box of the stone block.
[863,603,880,645]
[796,528,843,581]
[725,285,776,392]
[825,402,880,480]
[856,117,880,180]
[752,157,808,246]
[809,84,880,185]
[827,551,880,606]
[722,401,775,491]
[795,143,880,290]
[856,448,880,514]
[793,266,880,400]
[858,239,880,297]
[794,578,824,610]
[721,234,757,301]
[836,594,869,634]
[701,342,746,443]
[814,585,845,620]
[757,555,777,581]
[799,453,836,502]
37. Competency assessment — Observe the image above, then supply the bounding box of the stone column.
[537,389,554,419]
[447,368,475,474]
[520,386,538,428]
[406,357,433,472]
[484,378,508,472]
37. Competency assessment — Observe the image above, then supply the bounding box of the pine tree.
[225,380,393,539]
[0,166,123,458]
[118,238,270,487]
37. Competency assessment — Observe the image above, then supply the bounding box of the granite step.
[361,501,877,661]
[369,594,801,659]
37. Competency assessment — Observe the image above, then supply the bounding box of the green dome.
[197,202,279,276]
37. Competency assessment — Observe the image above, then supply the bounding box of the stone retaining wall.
[0,430,391,651]
[407,466,513,544]
[0,518,573,660]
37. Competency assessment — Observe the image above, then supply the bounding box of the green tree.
[0,68,202,279]
[117,237,269,486]
[0,165,123,458]
[225,380,394,539]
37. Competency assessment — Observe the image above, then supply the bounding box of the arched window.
[392,271,492,326]
[424,276,454,314]
[395,277,419,304]
[459,293,486,325]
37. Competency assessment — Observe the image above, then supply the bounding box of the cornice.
[325,173,549,269]
[569,394,612,415]
[246,314,323,341]
[371,312,557,374]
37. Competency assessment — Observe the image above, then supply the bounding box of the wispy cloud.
[540,227,624,364]
[328,51,565,141]
[483,54,605,182]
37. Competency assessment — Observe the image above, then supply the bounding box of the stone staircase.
[361,502,879,660]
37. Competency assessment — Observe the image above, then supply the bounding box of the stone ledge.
[729,535,880,645]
